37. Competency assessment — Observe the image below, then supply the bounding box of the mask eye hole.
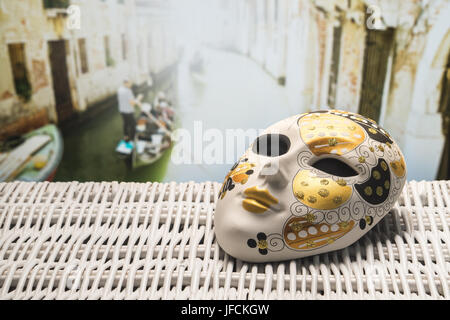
[252,134,291,157]
[311,158,358,177]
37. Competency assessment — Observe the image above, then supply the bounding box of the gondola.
[0,124,63,182]
[115,102,174,168]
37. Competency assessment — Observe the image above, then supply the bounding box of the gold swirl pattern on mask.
[284,215,355,251]
[390,156,406,177]
[298,113,365,155]
[293,170,352,210]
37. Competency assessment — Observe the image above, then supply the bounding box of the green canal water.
[54,105,173,182]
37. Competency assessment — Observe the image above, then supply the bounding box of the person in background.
[151,103,162,119]
[154,91,169,107]
[159,101,174,130]
[117,79,142,142]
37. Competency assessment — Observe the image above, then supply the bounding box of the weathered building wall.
[312,7,331,108]
[264,0,290,83]
[249,0,267,65]
[383,0,450,180]
[69,0,145,112]
[135,0,179,86]
[220,0,450,180]
[284,0,327,113]
[284,1,307,112]
[0,1,57,128]
[145,20,178,76]
[0,0,178,137]
[236,1,250,56]
[335,14,366,113]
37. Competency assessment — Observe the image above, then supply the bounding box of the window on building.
[43,0,70,9]
[73,47,79,77]
[121,34,127,61]
[359,27,394,122]
[104,36,114,67]
[437,53,450,180]
[78,38,89,74]
[8,43,32,101]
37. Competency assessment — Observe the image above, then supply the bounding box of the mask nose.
[259,160,289,189]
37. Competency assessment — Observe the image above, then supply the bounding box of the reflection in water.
[56,48,296,183]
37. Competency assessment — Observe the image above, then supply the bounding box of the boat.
[0,124,63,182]
[115,102,174,168]
[190,51,204,74]
[132,128,172,168]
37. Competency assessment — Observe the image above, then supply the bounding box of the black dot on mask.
[247,239,257,248]
[359,218,366,230]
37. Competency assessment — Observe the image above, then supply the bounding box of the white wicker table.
[0,181,448,299]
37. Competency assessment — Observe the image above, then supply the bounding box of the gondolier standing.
[117,79,142,142]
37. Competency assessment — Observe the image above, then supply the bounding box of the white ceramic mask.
[215,110,407,262]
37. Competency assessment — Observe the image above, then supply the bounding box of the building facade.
[135,0,178,81]
[218,0,450,181]
[0,0,177,139]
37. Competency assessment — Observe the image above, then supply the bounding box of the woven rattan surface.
[0,181,449,299]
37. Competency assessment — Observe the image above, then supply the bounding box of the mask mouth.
[242,186,279,214]
[310,157,359,177]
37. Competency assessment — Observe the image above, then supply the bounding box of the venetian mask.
[215,110,407,262]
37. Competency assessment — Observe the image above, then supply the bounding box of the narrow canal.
[55,48,296,183]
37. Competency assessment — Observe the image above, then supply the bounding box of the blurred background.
[0,0,449,183]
